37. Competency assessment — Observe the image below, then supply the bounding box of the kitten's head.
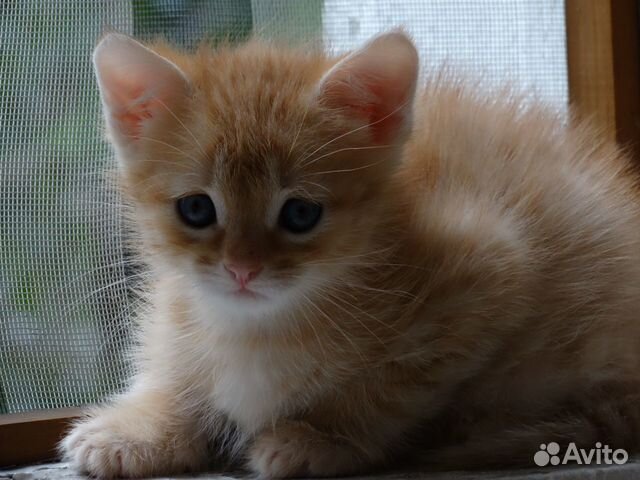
[93,32,418,323]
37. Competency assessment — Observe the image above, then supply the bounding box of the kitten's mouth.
[231,288,264,300]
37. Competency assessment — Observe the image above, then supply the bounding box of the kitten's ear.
[93,33,191,156]
[317,31,418,144]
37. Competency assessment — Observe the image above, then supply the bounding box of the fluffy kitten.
[62,31,640,478]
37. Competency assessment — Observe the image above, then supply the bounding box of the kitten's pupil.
[177,194,216,228]
[279,198,323,234]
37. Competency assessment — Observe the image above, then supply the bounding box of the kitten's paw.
[248,422,362,478]
[61,414,205,478]
[62,417,155,478]
[249,429,307,478]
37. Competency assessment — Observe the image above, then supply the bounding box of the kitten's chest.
[208,342,318,432]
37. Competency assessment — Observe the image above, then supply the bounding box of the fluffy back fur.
[61,31,640,478]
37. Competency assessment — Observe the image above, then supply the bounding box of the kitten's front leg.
[61,386,207,478]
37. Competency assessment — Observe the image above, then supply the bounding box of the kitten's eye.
[279,198,323,234]
[176,194,216,228]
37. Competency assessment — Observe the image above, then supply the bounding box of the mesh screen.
[0,0,567,414]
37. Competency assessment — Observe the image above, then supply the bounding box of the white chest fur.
[207,340,318,432]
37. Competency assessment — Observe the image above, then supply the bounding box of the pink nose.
[224,263,263,287]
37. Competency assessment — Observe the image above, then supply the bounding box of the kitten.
[61,31,640,478]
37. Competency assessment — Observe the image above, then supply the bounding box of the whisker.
[51,258,144,287]
[299,180,331,195]
[287,98,312,161]
[294,99,409,167]
[60,271,150,317]
[304,246,397,265]
[306,259,431,272]
[153,97,208,157]
[319,285,405,337]
[123,135,204,168]
[303,158,388,177]
[301,144,392,169]
[334,279,418,301]
[319,292,389,349]
[301,293,367,364]
[295,299,330,363]
[133,170,203,196]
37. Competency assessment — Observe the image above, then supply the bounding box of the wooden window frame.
[0,408,81,467]
[2,0,640,470]
[566,0,640,160]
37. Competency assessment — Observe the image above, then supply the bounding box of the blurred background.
[0,0,567,414]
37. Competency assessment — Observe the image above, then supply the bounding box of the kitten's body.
[63,33,640,477]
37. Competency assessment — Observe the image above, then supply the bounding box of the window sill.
[2,461,640,480]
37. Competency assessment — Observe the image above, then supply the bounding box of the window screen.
[0,0,567,414]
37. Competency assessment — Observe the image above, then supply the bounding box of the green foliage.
[133,0,253,47]
[10,276,39,313]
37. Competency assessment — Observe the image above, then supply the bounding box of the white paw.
[61,416,159,478]
[61,413,206,478]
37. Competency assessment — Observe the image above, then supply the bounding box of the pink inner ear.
[107,85,160,140]
[361,82,408,144]
[327,77,409,145]
[318,32,418,145]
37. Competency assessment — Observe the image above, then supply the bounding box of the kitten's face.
[136,128,390,319]
[93,33,418,323]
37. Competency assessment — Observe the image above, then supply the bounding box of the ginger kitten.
[62,31,640,478]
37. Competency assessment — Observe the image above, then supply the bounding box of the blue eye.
[177,194,216,228]
[279,198,323,234]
